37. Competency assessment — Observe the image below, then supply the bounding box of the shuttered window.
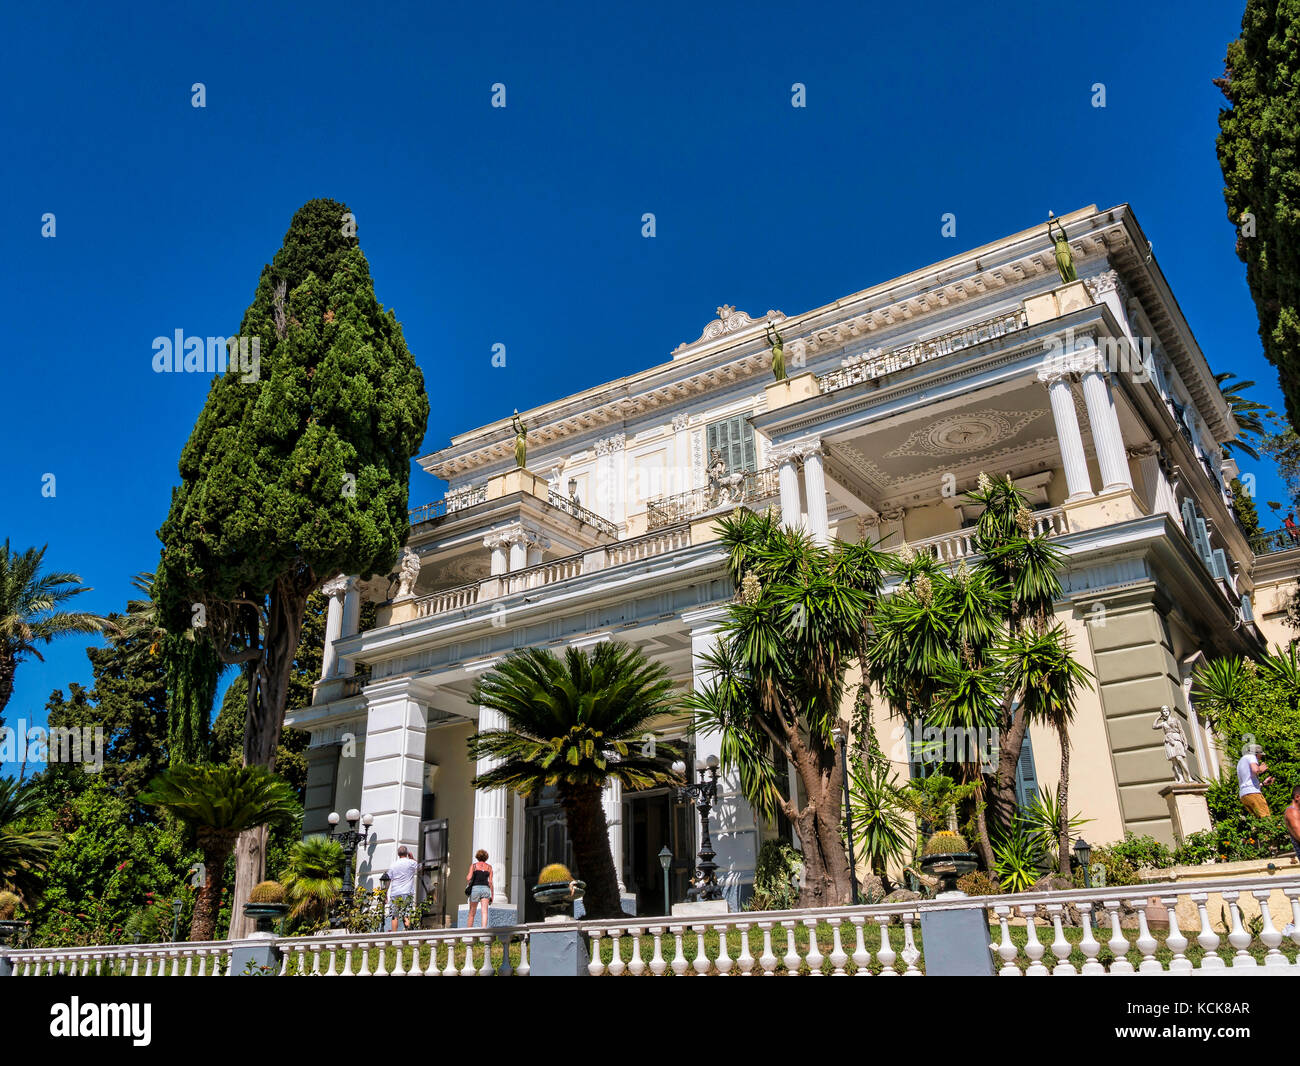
[706,414,757,476]
[1014,733,1039,810]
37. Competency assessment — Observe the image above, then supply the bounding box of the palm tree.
[0,541,113,721]
[140,764,299,940]
[279,835,343,927]
[1215,372,1268,460]
[468,642,683,920]
[0,777,58,902]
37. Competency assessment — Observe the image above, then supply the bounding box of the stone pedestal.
[1062,486,1144,531]
[455,903,519,929]
[0,952,12,977]
[763,372,821,412]
[574,894,637,920]
[670,899,730,917]
[918,903,995,976]
[529,922,590,977]
[485,468,550,502]
[229,933,283,977]
[1159,782,1213,844]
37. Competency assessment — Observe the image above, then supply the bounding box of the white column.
[685,610,757,909]
[508,530,529,572]
[1037,364,1094,501]
[472,705,511,903]
[526,530,548,567]
[484,534,509,576]
[799,441,830,544]
[319,576,347,680]
[603,778,626,893]
[1078,346,1133,492]
[339,577,360,677]
[775,448,801,531]
[357,679,427,884]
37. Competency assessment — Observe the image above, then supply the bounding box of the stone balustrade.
[7,873,1296,977]
[905,507,1069,565]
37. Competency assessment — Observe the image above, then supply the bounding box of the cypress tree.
[1216,1,1300,420]
[156,199,428,927]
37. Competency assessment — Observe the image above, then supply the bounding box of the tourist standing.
[386,845,419,931]
[466,849,493,929]
[1237,744,1273,816]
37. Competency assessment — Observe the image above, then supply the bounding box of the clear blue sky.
[0,0,1282,773]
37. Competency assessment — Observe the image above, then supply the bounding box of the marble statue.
[1046,216,1077,284]
[395,547,421,599]
[1152,705,1191,783]
[511,410,527,470]
[706,449,745,507]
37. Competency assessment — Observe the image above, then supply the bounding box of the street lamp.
[658,846,673,913]
[672,755,723,903]
[327,808,374,926]
[170,897,184,942]
[1072,837,1093,888]
[833,723,860,905]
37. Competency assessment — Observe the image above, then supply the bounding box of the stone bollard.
[228,934,283,977]
[0,951,12,977]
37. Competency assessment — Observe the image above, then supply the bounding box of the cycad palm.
[280,835,343,927]
[0,541,113,720]
[468,642,682,919]
[0,777,58,902]
[140,764,299,940]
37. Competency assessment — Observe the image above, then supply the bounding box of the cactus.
[0,891,20,921]
[537,863,574,886]
[248,880,286,904]
[922,830,970,856]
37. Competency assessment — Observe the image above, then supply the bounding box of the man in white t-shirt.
[386,846,420,931]
[1236,745,1274,817]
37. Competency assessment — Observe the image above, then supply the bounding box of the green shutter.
[706,414,755,476]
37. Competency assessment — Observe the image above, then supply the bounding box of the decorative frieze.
[594,433,626,456]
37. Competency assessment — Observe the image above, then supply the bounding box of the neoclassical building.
[287,203,1267,923]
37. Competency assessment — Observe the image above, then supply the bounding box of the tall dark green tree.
[1217,0,1300,421]
[155,199,428,930]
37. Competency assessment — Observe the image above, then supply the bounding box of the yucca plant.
[1020,786,1090,868]
[993,821,1044,893]
[468,642,682,920]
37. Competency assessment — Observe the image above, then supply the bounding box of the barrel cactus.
[248,880,286,904]
[923,830,970,856]
[0,891,20,921]
[537,863,574,886]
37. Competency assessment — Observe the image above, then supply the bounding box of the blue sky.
[0,0,1281,773]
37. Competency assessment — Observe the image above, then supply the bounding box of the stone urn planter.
[0,920,30,948]
[532,863,585,919]
[243,880,290,935]
[919,831,979,896]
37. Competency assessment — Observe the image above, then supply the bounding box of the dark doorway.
[622,785,692,915]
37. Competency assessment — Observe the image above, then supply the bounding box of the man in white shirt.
[386,846,420,931]
[1236,745,1273,817]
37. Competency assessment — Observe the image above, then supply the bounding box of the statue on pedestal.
[1046,215,1077,284]
[511,409,527,470]
[1152,705,1191,783]
[706,449,745,507]
[766,323,787,382]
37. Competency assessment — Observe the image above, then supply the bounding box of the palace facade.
[288,203,1275,924]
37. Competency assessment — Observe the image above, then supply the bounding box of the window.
[706,414,756,476]
[1014,733,1039,809]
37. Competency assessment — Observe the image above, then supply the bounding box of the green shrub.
[0,891,20,921]
[746,840,802,911]
[1087,833,1174,887]
[955,870,999,896]
[1172,812,1292,865]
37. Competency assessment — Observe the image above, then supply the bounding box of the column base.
[456,903,519,928]
[1061,486,1143,531]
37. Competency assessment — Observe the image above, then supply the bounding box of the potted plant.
[243,881,290,934]
[532,863,585,919]
[919,831,979,896]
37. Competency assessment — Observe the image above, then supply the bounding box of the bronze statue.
[511,409,527,469]
[1046,216,1077,284]
[766,323,787,381]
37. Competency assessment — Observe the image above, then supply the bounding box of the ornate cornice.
[594,433,626,456]
[673,306,786,353]
[320,574,351,597]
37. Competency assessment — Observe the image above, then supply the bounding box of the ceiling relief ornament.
[884,410,1045,459]
[673,306,786,353]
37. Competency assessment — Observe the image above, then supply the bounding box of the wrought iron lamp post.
[327,808,374,927]
[671,755,723,902]
[658,846,673,913]
[170,896,184,942]
[1072,837,1092,888]
[833,723,861,904]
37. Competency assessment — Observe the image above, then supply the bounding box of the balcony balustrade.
[1250,526,1300,557]
[645,466,779,532]
[408,483,488,527]
[905,507,1069,564]
[817,308,1028,395]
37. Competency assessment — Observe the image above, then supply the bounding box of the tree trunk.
[560,782,622,919]
[0,648,14,725]
[970,773,997,871]
[228,572,313,939]
[791,733,852,907]
[991,702,1029,830]
[1057,725,1072,878]
[191,845,232,942]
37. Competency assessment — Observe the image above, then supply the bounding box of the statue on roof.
[1046,215,1077,284]
[511,409,527,470]
[766,322,787,382]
